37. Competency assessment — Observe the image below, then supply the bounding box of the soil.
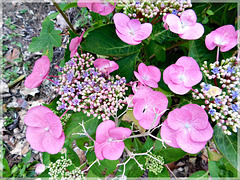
[1,2,209,179]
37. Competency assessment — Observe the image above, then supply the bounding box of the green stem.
[51,0,77,34]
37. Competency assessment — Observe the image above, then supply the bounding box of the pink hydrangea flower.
[113,13,152,45]
[134,63,161,88]
[24,106,65,154]
[69,30,85,58]
[132,86,168,129]
[205,25,238,52]
[93,58,119,74]
[163,56,202,95]
[164,9,204,40]
[161,104,213,154]
[24,56,50,89]
[77,0,115,16]
[94,120,131,160]
[35,164,46,174]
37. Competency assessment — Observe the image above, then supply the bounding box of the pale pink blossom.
[77,0,115,16]
[163,56,202,95]
[93,58,119,74]
[24,56,50,89]
[113,13,152,45]
[161,104,213,154]
[35,164,46,174]
[132,86,168,129]
[164,9,204,40]
[24,106,65,154]
[69,30,85,58]
[205,25,238,52]
[134,63,161,88]
[94,120,131,160]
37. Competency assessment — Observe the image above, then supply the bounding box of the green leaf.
[157,147,186,164]
[81,24,142,57]
[28,17,62,60]
[42,152,51,166]
[142,136,154,152]
[22,151,31,163]
[89,159,119,177]
[153,29,179,45]
[213,125,239,171]
[188,39,215,66]
[64,29,78,64]
[64,111,100,139]
[112,52,139,82]
[207,147,222,161]
[209,157,238,178]
[2,158,11,173]
[19,165,26,176]
[133,138,143,152]
[154,133,164,152]
[76,136,94,151]
[148,166,170,177]
[206,9,214,15]
[63,2,78,11]
[189,170,209,179]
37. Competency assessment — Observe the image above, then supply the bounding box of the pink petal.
[113,13,130,36]
[91,3,104,14]
[100,2,115,16]
[35,164,46,174]
[77,0,93,8]
[134,71,144,85]
[168,81,191,95]
[189,124,213,142]
[108,127,132,140]
[70,49,78,58]
[133,99,145,120]
[167,108,192,130]
[69,36,81,52]
[148,65,161,82]
[143,79,158,88]
[102,141,125,160]
[181,104,209,130]
[166,14,185,34]
[24,72,44,89]
[26,126,46,152]
[176,129,207,154]
[180,9,197,26]
[175,56,200,71]
[116,29,141,45]
[179,23,204,40]
[45,112,62,139]
[133,23,152,41]
[42,132,65,154]
[163,66,173,85]
[24,106,50,128]
[205,31,218,50]
[128,19,141,32]
[160,120,179,148]
[96,120,115,143]
[183,69,202,87]
[139,112,161,129]
[107,60,119,74]
[24,56,50,89]
[94,142,105,160]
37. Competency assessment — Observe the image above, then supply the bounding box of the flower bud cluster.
[48,156,83,180]
[116,0,192,20]
[192,57,240,135]
[54,53,128,121]
[145,153,164,175]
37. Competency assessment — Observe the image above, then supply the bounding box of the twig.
[8,75,26,88]
[51,0,77,34]
[165,164,179,180]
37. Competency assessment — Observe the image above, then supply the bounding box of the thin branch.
[51,0,77,34]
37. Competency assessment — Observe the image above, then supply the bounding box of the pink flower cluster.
[113,13,152,45]
[205,25,238,52]
[163,9,204,40]
[24,56,50,89]
[94,120,131,160]
[77,0,115,16]
[24,106,65,154]
[163,56,202,95]
[161,104,213,154]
